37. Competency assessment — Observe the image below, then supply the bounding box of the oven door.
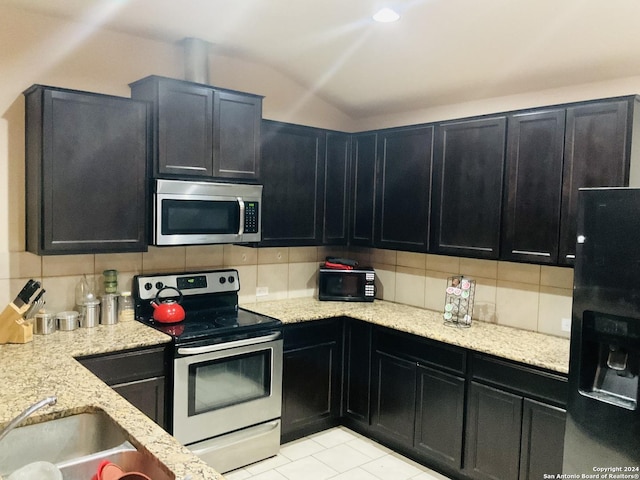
[172,331,283,446]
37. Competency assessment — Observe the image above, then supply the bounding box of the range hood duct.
[182,37,211,84]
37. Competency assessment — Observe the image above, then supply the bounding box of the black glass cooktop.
[137,306,281,344]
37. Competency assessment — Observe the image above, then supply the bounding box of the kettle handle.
[154,286,183,305]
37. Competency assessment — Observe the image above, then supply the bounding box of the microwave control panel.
[244,202,259,233]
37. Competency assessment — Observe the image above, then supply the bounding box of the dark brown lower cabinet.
[371,351,417,447]
[342,319,372,429]
[465,382,523,480]
[76,346,169,430]
[415,365,465,469]
[281,319,342,442]
[283,319,567,480]
[112,377,165,427]
[519,399,566,480]
[465,370,567,480]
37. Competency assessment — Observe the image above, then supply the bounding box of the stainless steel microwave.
[153,179,262,246]
[318,267,376,302]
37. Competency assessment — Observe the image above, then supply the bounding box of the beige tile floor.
[224,426,452,480]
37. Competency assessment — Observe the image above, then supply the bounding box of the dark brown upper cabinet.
[323,132,351,245]
[559,98,636,265]
[501,109,566,264]
[130,75,262,181]
[431,116,507,259]
[24,85,150,255]
[375,126,434,252]
[350,133,377,246]
[260,120,326,246]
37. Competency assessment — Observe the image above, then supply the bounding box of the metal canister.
[56,311,79,331]
[100,294,119,325]
[80,299,100,328]
[33,312,56,335]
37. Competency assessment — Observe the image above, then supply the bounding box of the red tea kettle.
[151,286,185,323]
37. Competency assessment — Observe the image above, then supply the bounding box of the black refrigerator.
[564,188,640,473]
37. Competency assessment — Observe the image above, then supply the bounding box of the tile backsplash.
[0,245,573,338]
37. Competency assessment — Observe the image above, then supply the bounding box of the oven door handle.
[177,331,281,356]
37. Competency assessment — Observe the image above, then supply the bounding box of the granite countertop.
[242,298,570,374]
[0,321,224,480]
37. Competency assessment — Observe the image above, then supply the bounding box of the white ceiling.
[5,0,640,118]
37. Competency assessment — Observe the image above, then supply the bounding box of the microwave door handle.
[238,197,245,235]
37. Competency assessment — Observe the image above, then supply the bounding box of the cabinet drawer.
[77,346,168,386]
[374,327,466,375]
[283,318,341,350]
[472,354,567,406]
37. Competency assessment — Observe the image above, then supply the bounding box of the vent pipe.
[182,37,211,84]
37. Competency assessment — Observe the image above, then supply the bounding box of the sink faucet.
[0,396,57,442]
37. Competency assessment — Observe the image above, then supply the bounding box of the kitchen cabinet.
[520,398,566,480]
[503,97,640,266]
[260,120,326,246]
[24,85,150,255]
[281,318,342,443]
[342,319,372,431]
[371,351,417,447]
[431,116,507,259]
[465,354,567,480]
[349,133,377,246]
[371,327,467,474]
[465,381,523,480]
[501,109,565,264]
[77,346,169,430]
[415,364,465,469]
[375,125,433,252]
[323,132,351,244]
[129,75,262,181]
[558,98,637,265]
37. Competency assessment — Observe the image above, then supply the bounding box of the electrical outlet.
[256,286,269,297]
[561,318,571,332]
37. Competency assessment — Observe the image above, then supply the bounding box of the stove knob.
[228,276,235,284]
[155,281,164,290]
[144,282,153,291]
[219,277,226,284]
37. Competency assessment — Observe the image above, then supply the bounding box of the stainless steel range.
[132,269,282,474]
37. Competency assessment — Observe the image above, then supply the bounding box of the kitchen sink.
[0,409,174,480]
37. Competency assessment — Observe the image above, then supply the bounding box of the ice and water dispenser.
[578,311,639,411]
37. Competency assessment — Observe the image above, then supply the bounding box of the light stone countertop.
[241,298,570,374]
[0,320,225,480]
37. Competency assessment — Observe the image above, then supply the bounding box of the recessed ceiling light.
[373,7,400,23]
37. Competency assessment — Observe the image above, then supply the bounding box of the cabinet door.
[282,342,340,442]
[465,382,522,480]
[261,121,326,246]
[343,319,372,427]
[323,132,351,244]
[157,80,214,177]
[519,399,566,480]
[502,110,565,264]
[25,87,149,255]
[213,90,261,180]
[432,117,507,259]
[375,126,433,252]
[371,351,416,448]
[114,377,166,430]
[559,100,630,265]
[350,133,377,246]
[415,365,465,469]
